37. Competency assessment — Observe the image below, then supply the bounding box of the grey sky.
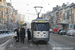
[6,0,75,23]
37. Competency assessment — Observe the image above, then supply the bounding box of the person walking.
[27,28,31,42]
[20,26,25,43]
[14,29,17,41]
[14,27,20,42]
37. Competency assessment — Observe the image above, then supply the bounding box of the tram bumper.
[32,38,49,43]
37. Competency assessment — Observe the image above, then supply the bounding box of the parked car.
[57,29,63,34]
[49,29,53,33]
[73,31,75,37]
[67,29,75,36]
[59,30,66,35]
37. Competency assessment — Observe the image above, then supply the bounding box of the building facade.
[42,3,75,31]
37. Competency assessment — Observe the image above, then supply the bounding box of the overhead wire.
[9,0,46,15]
[40,0,44,5]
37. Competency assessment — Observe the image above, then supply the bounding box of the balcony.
[57,19,69,25]
[63,19,69,24]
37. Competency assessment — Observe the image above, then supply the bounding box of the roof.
[32,18,49,23]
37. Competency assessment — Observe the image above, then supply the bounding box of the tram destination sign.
[38,20,46,23]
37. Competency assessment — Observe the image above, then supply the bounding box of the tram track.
[34,43,51,50]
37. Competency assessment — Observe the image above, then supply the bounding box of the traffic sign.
[70,25,72,28]
[20,21,23,24]
[1,8,3,10]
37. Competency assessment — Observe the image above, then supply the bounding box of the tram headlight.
[40,34,43,36]
[37,32,40,34]
[43,32,46,34]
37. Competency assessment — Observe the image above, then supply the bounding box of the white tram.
[31,18,50,43]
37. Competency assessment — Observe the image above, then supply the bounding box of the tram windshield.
[33,23,49,31]
[36,24,47,31]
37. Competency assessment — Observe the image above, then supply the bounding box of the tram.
[31,18,50,43]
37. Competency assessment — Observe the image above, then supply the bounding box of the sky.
[6,0,75,23]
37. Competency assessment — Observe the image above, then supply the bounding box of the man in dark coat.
[27,28,31,42]
[20,27,25,43]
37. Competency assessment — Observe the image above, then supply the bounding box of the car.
[57,29,63,34]
[49,29,53,33]
[67,29,75,36]
[73,31,75,37]
[59,30,66,35]
[53,28,59,34]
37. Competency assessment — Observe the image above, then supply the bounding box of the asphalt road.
[50,33,75,50]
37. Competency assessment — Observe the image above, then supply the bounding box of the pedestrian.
[15,27,20,42]
[14,29,17,40]
[20,26,26,43]
[27,28,31,42]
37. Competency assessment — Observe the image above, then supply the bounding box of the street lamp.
[34,6,43,18]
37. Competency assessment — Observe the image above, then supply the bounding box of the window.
[67,12,69,19]
[63,14,65,20]
[31,23,36,31]
[36,23,49,31]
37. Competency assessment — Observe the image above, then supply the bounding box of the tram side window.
[33,23,36,30]
[31,23,36,31]
[47,23,50,31]
[31,23,33,30]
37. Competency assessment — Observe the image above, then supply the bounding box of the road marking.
[53,47,74,50]
[63,35,75,38]
[50,40,74,50]
[0,39,11,47]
